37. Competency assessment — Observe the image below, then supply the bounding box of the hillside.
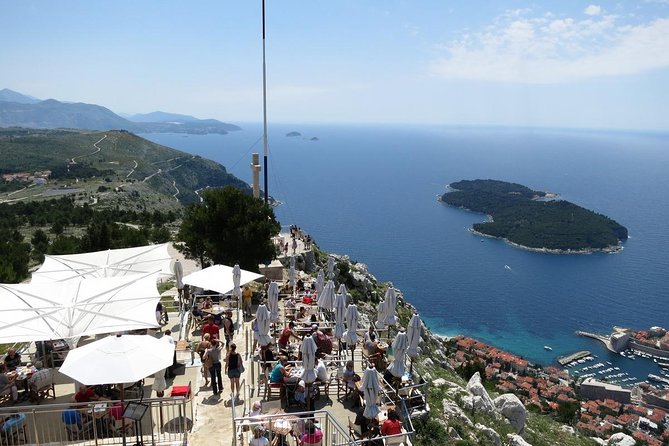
[0,89,240,134]
[0,127,251,210]
[441,179,628,252]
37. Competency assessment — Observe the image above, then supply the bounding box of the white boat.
[544,345,552,351]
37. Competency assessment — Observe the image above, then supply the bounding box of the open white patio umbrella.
[361,366,381,419]
[326,257,335,280]
[344,304,359,360]
[317,280,335,312]
[300,335,318,411]
[375,299,387,329]
[315,270,324,294]
[0,272,161,344]
[59,334,173,385]
[255,304,273,347]
[384,287,398,326]
[267,281,280,323]
[386,330,408,378]
[31,244,172,282]
[288,256,296,290]
[182,264,263,295]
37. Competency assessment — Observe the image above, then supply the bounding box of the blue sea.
[143,124,669,382]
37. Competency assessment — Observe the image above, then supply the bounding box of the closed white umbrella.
[333,292,346,340]
[387,330,408,378]
[59,334,173,385]
[288,256,296,289]
[173,259,184,290]
[315,270,324,294]
[255,304,272,347]
[375,299,387,329]
[300,335,318,410]
[361,366,381,419]
[344,304,359,361]
[232,263,242,301]
[406,313,422,359]
[267,281,280,323]
[327,256,335,280]
[384,287,398,326]
[317,280,336,311]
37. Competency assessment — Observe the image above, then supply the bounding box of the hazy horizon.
[2,1,668,131]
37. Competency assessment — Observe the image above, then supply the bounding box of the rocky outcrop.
[507,433,533,446]
[442,399,473,427]
[464,372,497,417]
[608,432,636,446]
[475,423,501,446]
[493,394,527,434]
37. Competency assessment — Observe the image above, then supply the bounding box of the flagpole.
[261,0,269,204]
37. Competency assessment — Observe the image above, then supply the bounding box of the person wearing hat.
[248,401,262,418]
[249,425,269,446]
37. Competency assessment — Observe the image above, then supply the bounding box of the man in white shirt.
[315,358,328,383]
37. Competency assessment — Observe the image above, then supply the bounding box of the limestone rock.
[507,434,532,446]
[432,378,447,387]
[442,399,473,427]
[475,423,501,446]
[591,438,607,446]
[447,427,462,441]
[608,432,636,446]
[493,393,527,434]
[422,358,434,368]
[466,372,496,416]
[559,425,576,435]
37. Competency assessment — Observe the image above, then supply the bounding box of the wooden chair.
[29,381,56,404]
[383,431,408,446]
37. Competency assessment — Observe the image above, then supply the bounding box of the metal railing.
[0,395,194,446]
[233,410,353,446]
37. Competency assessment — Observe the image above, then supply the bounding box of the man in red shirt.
[202,317,220,340]
[277,322,300,350]
[74,385,100,403]
[380,410,402,436]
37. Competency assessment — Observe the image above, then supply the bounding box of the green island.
[440,179,628,252]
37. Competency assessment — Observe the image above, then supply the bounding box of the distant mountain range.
[0,88,241,134]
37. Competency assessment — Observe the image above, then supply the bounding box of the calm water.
[143,124,669,381]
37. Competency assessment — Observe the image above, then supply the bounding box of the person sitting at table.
[342,361,359,390]
[364,325,377,346]
[28,361,52,399]
[353,406,379,440]
[296,278,305,292]
[248,401,263,418]
[202,296,213,310]
[269,356,299,384]
[3,349,21,371]
[311,325,333,356]
[202,316,220,341]
[299,420,323,445]
[285,296,296,309]
[302,293,314,305]
[0,364,19,404]
[380,410,402,437]
[294,379,316,407]
[296,306,307,320]
[278,322,301,351]
[249,425,269,446]
[62,408,89,431]
[73,384,100,403]
[315,358,328,383]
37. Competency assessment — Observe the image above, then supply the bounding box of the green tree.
[31,229,50,263]
[0,229,31,282]
[177,186,280,271]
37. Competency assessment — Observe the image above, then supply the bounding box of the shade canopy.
[182,264,263,295]
[267,281,280,323]
[361,366,381,419]
[0,273,161,344]
[387,331,408,378]
[300,336,318,384]
[407,313,422,359]
[31,244,172,283]
[60,334,173,385]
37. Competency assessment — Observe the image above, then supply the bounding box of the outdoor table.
[289,367,304,379]
[271,417,295,435]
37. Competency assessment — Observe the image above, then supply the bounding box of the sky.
[2,1,669,131]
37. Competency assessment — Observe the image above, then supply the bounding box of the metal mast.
[261,0,269,204]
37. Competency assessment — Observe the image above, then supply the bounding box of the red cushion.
[170,385,191,397]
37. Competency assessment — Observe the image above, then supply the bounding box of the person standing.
[242,286,253,318]
[204,339,223,395]
[225,343,243,400]
[162,330,177,379]
[222,312,234,349]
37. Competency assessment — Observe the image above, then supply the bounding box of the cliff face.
[313,250,598,446]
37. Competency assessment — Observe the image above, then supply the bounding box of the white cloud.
[584,5,602,16]
[429,11,669,84]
